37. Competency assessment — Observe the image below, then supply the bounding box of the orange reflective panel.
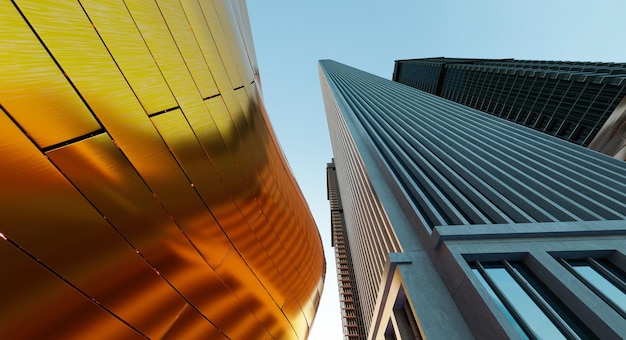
[1,1,324,338]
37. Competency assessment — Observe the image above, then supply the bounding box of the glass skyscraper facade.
[321,59,626,339]
[0,1,324,338]
[393,57,626,160]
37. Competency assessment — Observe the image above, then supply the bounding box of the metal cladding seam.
[0,1,324,339]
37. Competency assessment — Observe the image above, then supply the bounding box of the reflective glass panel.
[512,264,593,338]
[570,262,626,314]
[471,268,528,339]
[485,267,566,340]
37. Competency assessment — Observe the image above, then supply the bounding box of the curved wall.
[0,1,324,338]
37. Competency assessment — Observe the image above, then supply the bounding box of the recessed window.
[470,260,591,339]
[560,257,626,317]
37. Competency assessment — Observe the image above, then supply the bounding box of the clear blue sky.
[246,1,626,338]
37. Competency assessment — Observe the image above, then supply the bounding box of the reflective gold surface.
[0,1,324,338]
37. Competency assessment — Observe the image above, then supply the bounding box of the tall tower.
[327,162,367,339]
[321,59,626,339]
[393,57,626,160]
[0,1,324,338]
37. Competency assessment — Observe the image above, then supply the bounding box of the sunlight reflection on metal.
[0,0,324,338]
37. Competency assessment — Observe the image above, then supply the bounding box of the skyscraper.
[321,59,626,339]
[0,1,324,338]
[327,162,367,338]
[393,57,626,160]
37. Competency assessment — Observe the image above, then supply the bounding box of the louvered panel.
[322,60,626,231]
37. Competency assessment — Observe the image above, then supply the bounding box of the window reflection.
[473,263,566,339]
[566,258,626,316]
[471,268,529,339]
[471,260,591,339]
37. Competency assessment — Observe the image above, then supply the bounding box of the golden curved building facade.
[0,1,325,338]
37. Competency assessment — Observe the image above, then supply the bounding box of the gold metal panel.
[97,111,212,240]
[13,0,145,120]
[0,241,143,340]
[202,95,259,183]
[181,255,268,339]
[228,88,269,171]
[198,0,244,88]
[46,134,211,268]
[150,109,233,267]
[162,306,228,339]
[216,89,248,137]
[80,0,177,114]
[12,0,195,206]
[282,297,310,338]
[236,86,255,128]
[18,0,218,244]
[256,159,324,306]
[302,290,322,327]
[186,96,262,202]
[185,160,291,309]
[249,213,293,303]
[234,185,263,226]
[215,250,296,339]
[123,0,217,116]
[47,133,185,246]
[229,0,258,66]
[212,0,255,84]
[0,2,100,149]
[193,97,238,155]
[1,1,325,338]
[179,0,233,92]
[46,134,269,335]
[0,111,190,337]
[263,181,306,254]
[157,0,219,99]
